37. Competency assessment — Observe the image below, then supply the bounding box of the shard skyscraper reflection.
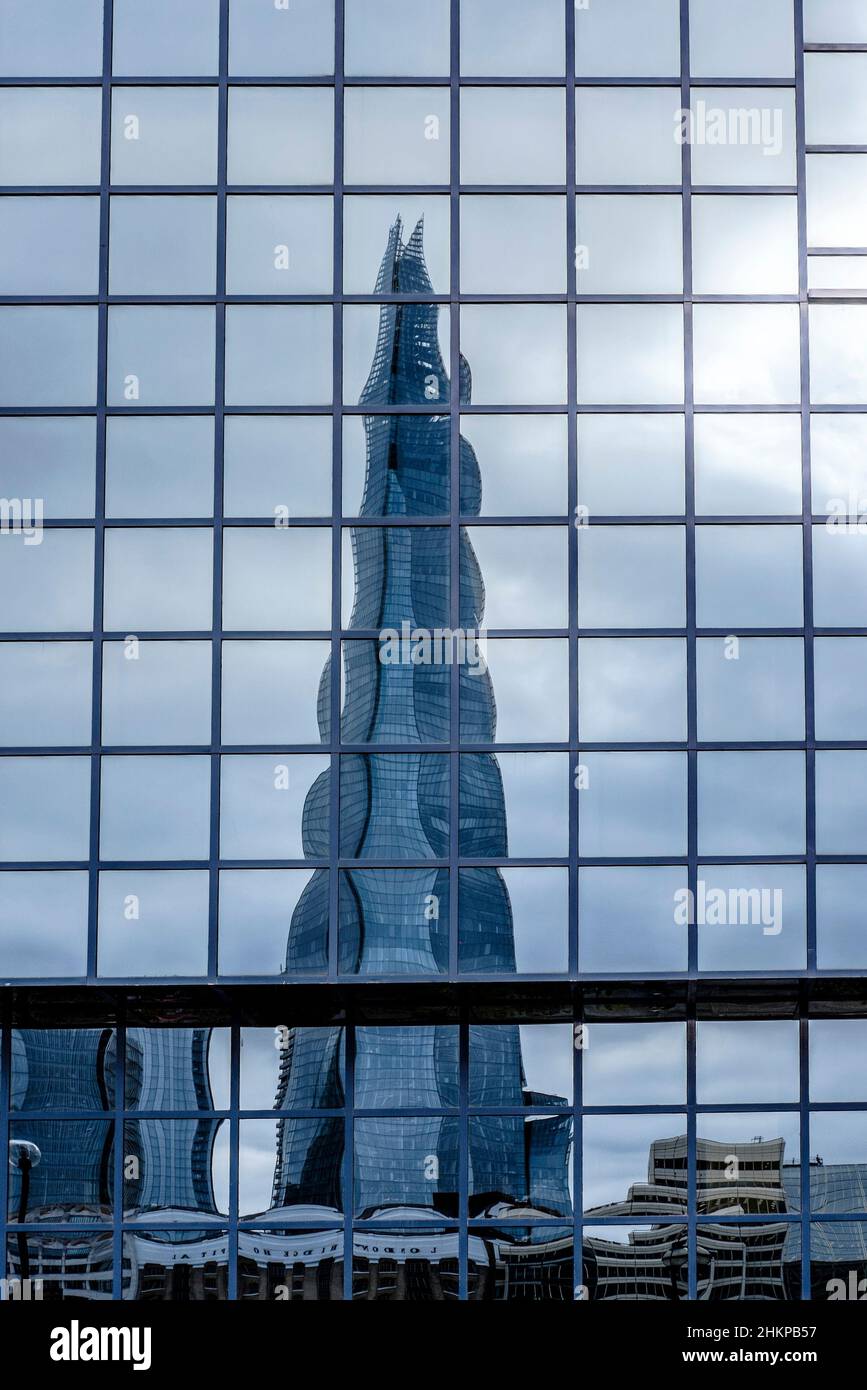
[272,221,573,1222]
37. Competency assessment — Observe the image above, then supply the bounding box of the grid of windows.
[3,0,867,981]
[3,1017,867,1301]
[3,0,867,1307]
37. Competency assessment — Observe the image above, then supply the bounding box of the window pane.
[696,865,806,972]
[460,867,568,974]
[339,868,448,974]
[111,88,219,184]
[692,195,798,295]
[226,195,332,293]
[690,0,794,78]
[0,0,103,75]
[223,416,332,518]
[697,751,805,855]
[460,753,569,857]
[812,526,867,626]
[0,642,92,746]
[105,417,215,519]
[579,638,688,742]
[0,307,98,406]
[220,870,325,975]
[461,639,569,743]
[576,0,680,77]
[460,415,568,517]
[109,196,217,294]
[103,528,213,632]
[227,88,334,184]
[344,195,450,294]
[578,753,688,857]
[577,526,686,628]
[223,529,331,631]
[0,530,95,633]
[814,638,867,739]
[0,872,88,976]
[578,867,688,973]
[98,871,209,975]
[462,88,565,185]
[578,416,685,517]
[688,90,797,187]
[0,196,99,294]
[0,417,96,519]
[693,305,801,405]
[461,0,565,77]
[344,0,449,76]
[805,0,867,41]
[695,526,804,627]
[344,304,450,405]
[816,751,867,854]
[694,415,802,516]
[810,305,867,404]
[0,756,90,861]
[102,641,212,746]
[807,155,867,248]
[344,89,449,185]
[229,0,335,76]
[221,640,329,744]
[583,1023,686,1106]
[577,305,684,405]
[461,306,567,405]
[0,88,102,184]
[99,756,211,860]
[221,754,330,860]
[696,1021,799,1104]
[462,526,568,628]
[113,0,219,76]
[697,637,805,740]
[806,54,867,144]
[462,196,566,293]
[107,306,216,407]
[816,865,867,970]
[576,195,682,294]
[225,306,332,406]
[576,88,682,185]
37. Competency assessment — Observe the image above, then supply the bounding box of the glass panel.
[109,196,217,294]
[579,638,687,743]
[339,869,448,975]
[697,751,806,855]
[0,88,102,184]
[578,753,688,857]
[99,756,211,860]
[98,873,210,976]
[224,306,332,406]
[692,195,798,295]
[8,1119,113,1220]
[0,0,103,75]
[0,756,90,861]
[220,754,330,859]
[814,639,867,740]
[687,89,797,187]
[694,415,802,515]
[228,0,335,77]
[816,751,867,854]
[103,528,214,631]
[462,639,570,743]
[582,1023,686,1106]
[583,1115,685,1214]
[577,526,686,628]
[577,306,684,405]
[804,0,867,41]
[123,1119,228,1217]
[696,1021,800,1104]
[344,195,450,294]
[223,416,332,518]
[806,54,867,144]
[578,867,689,973]
[576,88,683,185]
[344,0,450,77]
[461,306,568,405]
[461,0,565,77]
[576,0,680,78]
[459,867,569,974]
[107,306,216,407]
[344,88,450,185]
[695,526,804,627]
[812,525,867,626]
[462,196,566,294]
[461,88,565,185]
[0,874,88,977]
[221,640,329,744]
[0,417,96,520]
[695,865,807,972]
[226,195,332,293]
[0,196,100,294]
[817,865,867,970]
[576,195,683,294]
[462,526,568,628]
[222,528,331,631]
[113,0,220,75]
[220,869,326,976]
[0,307,98,407]
[111,87,219,184]
[807,155,867,248]
[697,637,805,740]
[460,415,568,517]
[102,641,212,746]
[227,87,333,184]
[693,305,801,405]
[460,753,570,858]
[0,530,95,633]
[0,641,92,746]
[578,415,685,517]
[690,0,795,78]
[811,306,867,404]
[105,417,214,519]
[344,305,450,405]
[583,1224,688,1300]
[812,1021,867,1101]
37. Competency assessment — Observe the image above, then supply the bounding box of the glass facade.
[2,0,867,1305]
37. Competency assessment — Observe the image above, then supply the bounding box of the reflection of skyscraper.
[124,1029,218,1217]
[272,221,571,1218]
